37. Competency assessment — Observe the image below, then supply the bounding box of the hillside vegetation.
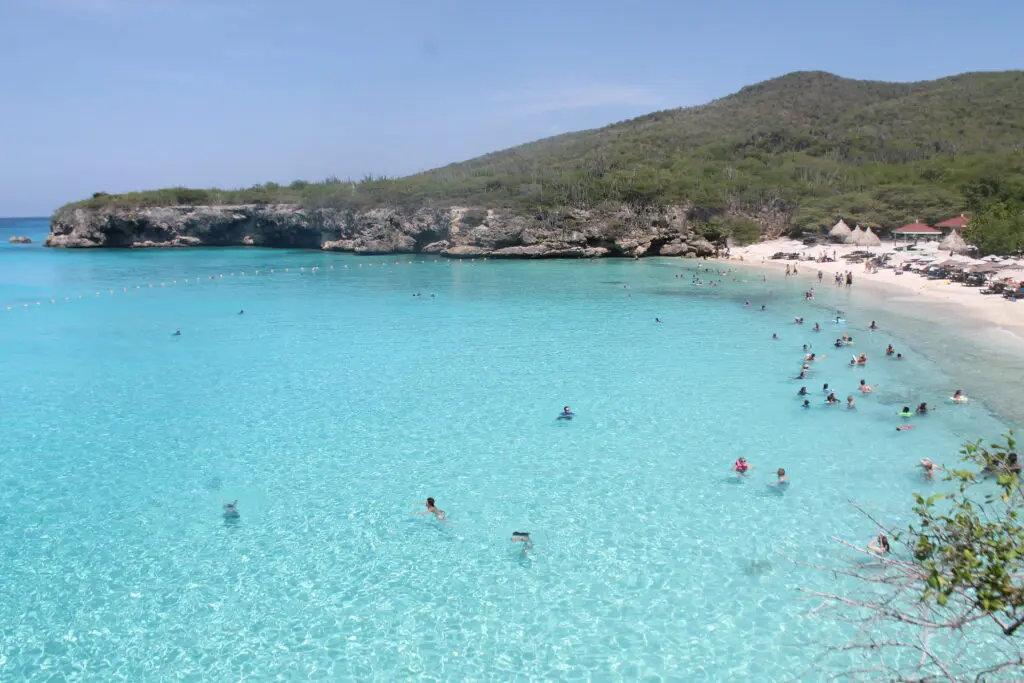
[67,70,1024,238]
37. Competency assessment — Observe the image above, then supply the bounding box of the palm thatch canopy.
[939,229,971,254]
[844,225,864,244]
[829,219,852,239]
[856,227,881,247]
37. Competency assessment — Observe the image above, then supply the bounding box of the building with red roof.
[891,221,942,236]
[935,214,970,230]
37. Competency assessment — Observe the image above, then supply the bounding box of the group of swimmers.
[414,497,533,552]
[732,457,789,489]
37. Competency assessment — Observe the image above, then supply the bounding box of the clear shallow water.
[0,218,1016,681]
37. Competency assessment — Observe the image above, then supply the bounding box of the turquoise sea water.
[0,218,1015,681]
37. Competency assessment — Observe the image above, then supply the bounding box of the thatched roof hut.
[857,227,881,247]
[844,225,864,245]
[938,230,971,254]
[829,219,852,241]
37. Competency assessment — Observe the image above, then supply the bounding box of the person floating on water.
[222,500,239,519]
[899,406,913,418]
[896,424,915,432]
[868,533,890,554]
[733,457,752,474]
[416,497,446,521]
[511,531,533,552]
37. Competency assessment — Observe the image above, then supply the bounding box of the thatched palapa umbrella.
[844,225,864,245]
[856,227,881,248]
[939,229,971,254]
[829,219,852,242]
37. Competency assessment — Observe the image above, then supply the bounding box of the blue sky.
[1,0,1021,216]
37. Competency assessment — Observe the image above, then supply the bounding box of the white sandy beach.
[724,238,1024,348]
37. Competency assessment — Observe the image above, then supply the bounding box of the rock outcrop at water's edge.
[46,204,723,258]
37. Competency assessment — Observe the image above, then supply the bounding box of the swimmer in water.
[847,395,856,408]
[802,344,809,353]
[896,424,915,431]
[859,380,874,394]
[776,468,788,485]
[511,531,533,551]
[868,533,891,554]
[655,318,662,323]
[562,406,572,416]
[801,399,810,409]
[772,333,778,340]
[813,322,821,332]
[238,309,244,315]
[826,393,839,405]
[761,305,766,311]
[798,386,808,396]
[795,370,808,380]
[952,389,966,401]
[744,301,750,307]
[417,497,446,521]
[896,353,904,360]
[172,329,182,336]
[919,458,943,477]
[833,338,844,348]
[733,457,752,474]
[222,500,239,519]
[916,402,929,415]
[869,321,878,330]
[822,383,830,394]
[885,345,894,356]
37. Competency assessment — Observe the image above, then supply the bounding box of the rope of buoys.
[2,256,454,311]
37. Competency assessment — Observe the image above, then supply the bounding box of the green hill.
[68,70,1024,235]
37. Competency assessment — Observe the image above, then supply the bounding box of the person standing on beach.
[846,272,853,287]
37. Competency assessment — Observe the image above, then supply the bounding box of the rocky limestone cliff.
[46,204,720,258]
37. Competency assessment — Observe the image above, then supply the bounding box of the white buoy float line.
[0,257,466,312]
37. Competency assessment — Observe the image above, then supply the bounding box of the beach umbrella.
[939,229,971,254]
[844,225,864,245]
[856,227,881,248]
[829,219,852,241]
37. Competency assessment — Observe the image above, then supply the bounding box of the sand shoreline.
[706,239,1024,424]
[720,239,1024,351]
